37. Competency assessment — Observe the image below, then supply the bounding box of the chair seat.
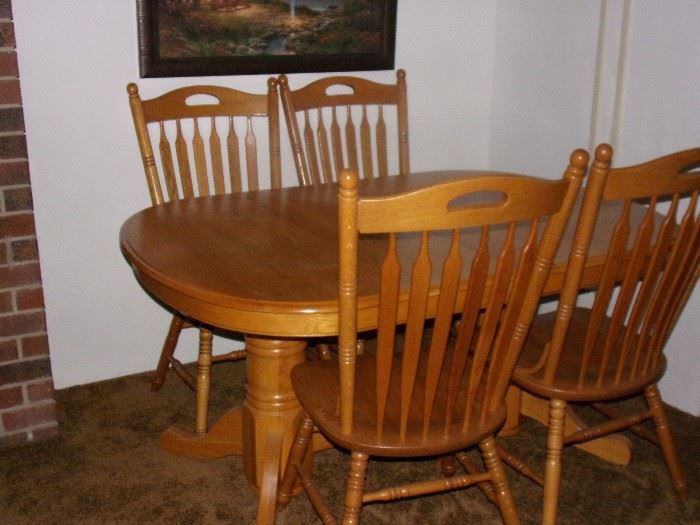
[291,352,507,458]
[513,307,666,402]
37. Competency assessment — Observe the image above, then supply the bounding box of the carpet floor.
[1,359,698,524]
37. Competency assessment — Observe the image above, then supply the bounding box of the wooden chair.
[278,70,409,186]
[512,144,700,524]
[278,70,409,360]
[276,151,588,524]
[126,80,281,434]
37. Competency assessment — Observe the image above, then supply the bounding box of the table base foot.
[256,432,282,525]
[160,408,243,459]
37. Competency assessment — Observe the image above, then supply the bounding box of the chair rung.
[564,410,652,445]
[496,444,544,487]
[363,472,492,503]
[211,348,247,363]
[168,356,196,390]
[591,403,659,445]
[296,465,337,525]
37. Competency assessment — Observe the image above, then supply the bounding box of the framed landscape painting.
[137,0,397,78]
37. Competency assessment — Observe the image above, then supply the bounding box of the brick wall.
[0,0,58,448]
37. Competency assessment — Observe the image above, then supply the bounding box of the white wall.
[12,0,497,388]
[13,1,699,414]
[487,0,602,177]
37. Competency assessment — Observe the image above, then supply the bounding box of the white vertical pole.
[588,0,631,155]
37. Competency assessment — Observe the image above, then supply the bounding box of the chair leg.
[151,313,185,392]
[195,327,213,434]
[342,451,369,525]
[542,398,566,525]
[454,451,497,504]
[480,437,520,525]
[644,384,688,500]
[277,411,315,510]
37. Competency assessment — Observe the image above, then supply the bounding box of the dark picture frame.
[137,1,397,78]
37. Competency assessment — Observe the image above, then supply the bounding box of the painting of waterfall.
[137,0,397,77]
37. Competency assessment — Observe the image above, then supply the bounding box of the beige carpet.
[1,359,698,524]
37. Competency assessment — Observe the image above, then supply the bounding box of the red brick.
[9,238,38,262]
[0,339,17,362]
[1,401,56,432]
[3,185,33,212]
[0,290,11,312]
[0,107,23,133]
[0,262,41,288]
[15,287,43,310]
[0,51,18,76]
[4,186,33,211]
[0,431,28,449]
[0,311,46,337]
[0,357,51,383]
[21,334,49,357]
[0,160,29,186]
[0,1,12,20]
[26,379,53,402]
[0,241,6,264]
[0,22,15,48]
[0,385,22,408]
[0,213,35,237]
[3,186,30,210]
[0,134,27,159]
[0,79,20,104]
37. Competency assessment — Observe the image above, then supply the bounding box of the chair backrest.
[336,151,587,440]
[127,80,281,206]
[539,144,700,389]
[278,70,409,186]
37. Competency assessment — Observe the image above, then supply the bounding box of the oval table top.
[119,170,631,338]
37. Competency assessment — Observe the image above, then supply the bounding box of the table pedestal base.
[160,409,332,458]
[159,335,333,525]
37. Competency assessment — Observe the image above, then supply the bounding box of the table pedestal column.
[242,336,315,524]
[241,336,312,490]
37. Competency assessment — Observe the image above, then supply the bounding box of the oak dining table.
[119,170,641,521]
